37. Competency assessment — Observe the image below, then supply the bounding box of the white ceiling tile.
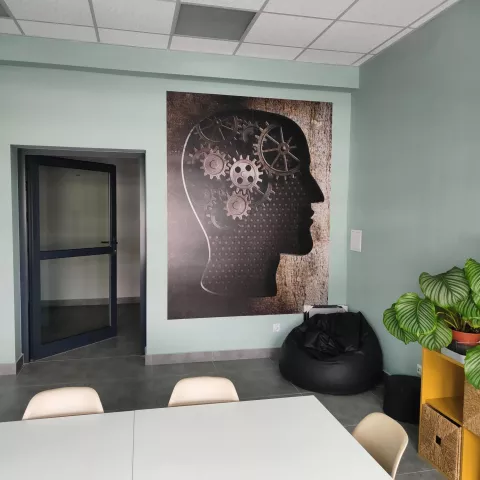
[244,13,331,47]
[182,0,265,10]
[342,0,445,27]
[236,43,302,60]
[5,0,93,26]
[99,29,169,49]
[311,21,401,53]
[20,20,97,41]
[0,18,21,35]
[352,54,374,66]
[370,28,413,55]
[264,0,356,19]
[297,49,362,65]
[170,36,237,55]
[410,0,460,28]
[92,0,175,34]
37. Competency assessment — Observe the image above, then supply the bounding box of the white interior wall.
[39,159,140,302]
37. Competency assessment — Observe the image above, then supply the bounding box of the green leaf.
[465,345,480,389]
[383,305,418,345]
[419,267,469,308]
[473,291,480,309]
[395,293,437,336]
[457,295,480,327]
[466,259,480,295]
[418,319,452,350]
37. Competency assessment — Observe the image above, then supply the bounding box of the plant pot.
[452,330,480,346]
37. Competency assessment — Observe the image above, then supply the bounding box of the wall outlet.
[273,323,281,333]
[417,364,422,376]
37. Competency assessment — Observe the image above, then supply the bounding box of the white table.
[0,396,390,480]
[133,395,390,480]
[0,410,134,480]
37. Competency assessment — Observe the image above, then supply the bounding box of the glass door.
[26,155,117,360]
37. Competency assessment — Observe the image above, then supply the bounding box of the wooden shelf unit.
[421,348,480,479]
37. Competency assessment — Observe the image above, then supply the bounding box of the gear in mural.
[250,172,275,207]
[187,143,213,166]
[206,207,234,230]
[195,115,240,143]
[254,122,301,177]
[237,119,262,143]
[224,192,251,220]
[227,155,263,193]
[200,148,229,179]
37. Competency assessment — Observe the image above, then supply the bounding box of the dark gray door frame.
[16,146,147,363]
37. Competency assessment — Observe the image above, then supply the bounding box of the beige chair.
[352,412,408,479]
[168,376,239,407]
[23,387,104,421]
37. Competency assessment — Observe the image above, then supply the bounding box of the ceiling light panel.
[410,0,460,28]
[297,49,362,65]
[244,13,331,47]
[170,36,238,55]
[236,43,302,60]
[342,0,445,27]
[311,21,401,53]
[5,0,93,26]
[183,0,265,10]
[175,4,255,41]
[99,29,169,49]
[20,21,97,41]
[0,18,20,34]
[264,0,356,19]
[92,0,175,34]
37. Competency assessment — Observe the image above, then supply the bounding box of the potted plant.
[383,258,480,388]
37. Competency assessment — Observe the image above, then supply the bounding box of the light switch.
[350,229,362,252]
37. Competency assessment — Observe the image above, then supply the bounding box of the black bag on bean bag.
[279,311,383,395]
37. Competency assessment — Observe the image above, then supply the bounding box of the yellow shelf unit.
[427,397,464,426]
[421,348,480,480]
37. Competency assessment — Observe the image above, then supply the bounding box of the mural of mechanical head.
[182,110,324,298]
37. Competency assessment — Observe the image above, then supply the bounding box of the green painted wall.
[0,35,358,90]
[0,52,352,364]
[347,0,480,375]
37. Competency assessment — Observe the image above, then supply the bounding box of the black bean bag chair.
[279,311,383,395]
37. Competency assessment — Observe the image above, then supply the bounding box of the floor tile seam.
[396,469,436,476]
[34,354,145,363]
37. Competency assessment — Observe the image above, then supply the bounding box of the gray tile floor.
[0,355,442,479]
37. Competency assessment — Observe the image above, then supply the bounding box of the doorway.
[19,149,146,362]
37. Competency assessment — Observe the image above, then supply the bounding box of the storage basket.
[419,404,461,480]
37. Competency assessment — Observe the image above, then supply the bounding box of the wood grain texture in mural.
[167,92,332,319]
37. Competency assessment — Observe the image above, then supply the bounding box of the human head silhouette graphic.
[182,109,324,297]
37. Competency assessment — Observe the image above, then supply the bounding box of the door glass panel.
[39,165,110,251]
[40,255,110,344]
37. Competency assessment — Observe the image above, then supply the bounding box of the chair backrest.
[352,412,408,479]
[23,387,104,420]
[168,376,239,407]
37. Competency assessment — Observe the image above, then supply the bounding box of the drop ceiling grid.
[0,0,462,66]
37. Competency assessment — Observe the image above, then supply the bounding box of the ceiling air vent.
[175,4,255,41]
